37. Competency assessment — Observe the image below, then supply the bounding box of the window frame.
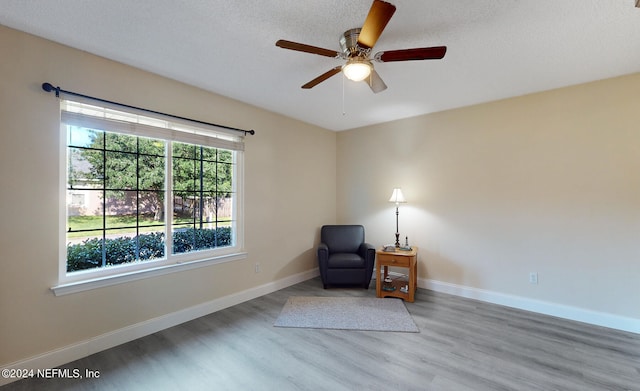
[53,100,246,296]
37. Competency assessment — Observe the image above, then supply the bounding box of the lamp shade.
[388,188,406,204]
[343,58,372,82]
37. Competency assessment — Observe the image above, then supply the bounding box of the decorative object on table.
[388,188,406,248]
[399,236,412,251]
[383,244,396,252]
[274,296,419,333]
[382,277,396,291]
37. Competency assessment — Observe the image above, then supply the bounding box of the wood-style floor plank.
[3,277,639,390]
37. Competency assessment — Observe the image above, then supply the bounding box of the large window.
[59,100,244,287]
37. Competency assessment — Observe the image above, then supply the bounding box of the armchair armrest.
[359,242,375,258]
[317,243,329,264]
[360,242,376,277]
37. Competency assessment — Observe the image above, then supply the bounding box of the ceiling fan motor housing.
[340,28,366,57]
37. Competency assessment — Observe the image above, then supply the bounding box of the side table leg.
[408,261,417,302]
[376,264,381,298]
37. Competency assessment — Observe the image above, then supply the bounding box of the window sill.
[51,251,247,296]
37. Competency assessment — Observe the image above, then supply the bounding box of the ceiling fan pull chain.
[342,73,346,116]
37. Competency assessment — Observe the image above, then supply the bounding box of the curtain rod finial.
[42,82,60,97]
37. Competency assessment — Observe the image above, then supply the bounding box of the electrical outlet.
[255,263,260,273]
[529,272,538,284]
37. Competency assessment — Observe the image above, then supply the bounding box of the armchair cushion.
[327,253,365,268]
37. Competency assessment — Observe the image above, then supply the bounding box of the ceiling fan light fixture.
[343,58,372,82]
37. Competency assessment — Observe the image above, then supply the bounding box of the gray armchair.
[317,225,376,289]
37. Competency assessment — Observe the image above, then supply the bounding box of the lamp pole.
[394,203,401,248]
[388,188,406,248]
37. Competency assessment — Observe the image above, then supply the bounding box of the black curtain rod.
[41,82,255,136]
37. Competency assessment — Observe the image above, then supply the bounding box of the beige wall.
[0,25,336,366]
[337,73,640,321]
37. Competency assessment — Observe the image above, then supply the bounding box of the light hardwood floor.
[3,277,639,390]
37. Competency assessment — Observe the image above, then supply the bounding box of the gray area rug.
[274,296,419,333]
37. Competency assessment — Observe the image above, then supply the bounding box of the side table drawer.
[377,254,410,267]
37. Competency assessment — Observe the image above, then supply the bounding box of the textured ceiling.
[1,0,640,131]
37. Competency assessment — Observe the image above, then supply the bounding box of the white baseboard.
[0,269,320,386]
[419,278,640,334]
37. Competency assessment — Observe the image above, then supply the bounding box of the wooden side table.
[376,247,418,302]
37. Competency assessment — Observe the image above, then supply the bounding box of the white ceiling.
[1,0,640,131]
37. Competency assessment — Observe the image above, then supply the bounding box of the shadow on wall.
[274,248,317,281]
[421,249,479,288]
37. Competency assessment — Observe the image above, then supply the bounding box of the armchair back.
[320,225,365,253]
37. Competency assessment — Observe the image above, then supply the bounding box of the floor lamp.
[389,188,406,248]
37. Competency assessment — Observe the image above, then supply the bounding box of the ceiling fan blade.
[357,0,396,50]
[276,40,340,58]
[366,69,387,93]
[301,66,343,89]
[374,46,447,62]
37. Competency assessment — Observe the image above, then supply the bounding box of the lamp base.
[394,233,400,248]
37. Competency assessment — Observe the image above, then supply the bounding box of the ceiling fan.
[275,0,447,93]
